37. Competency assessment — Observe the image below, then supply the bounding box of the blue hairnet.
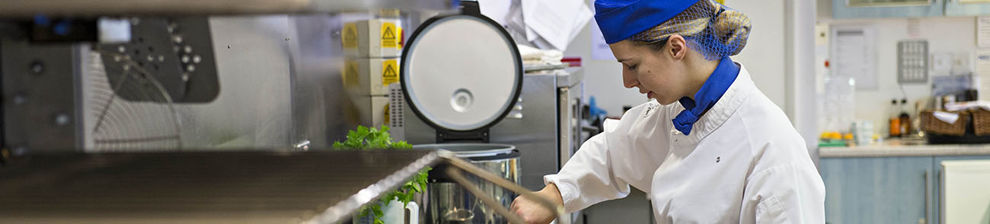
[595,0,751,60]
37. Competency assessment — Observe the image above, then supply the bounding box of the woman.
[510,0,825,223]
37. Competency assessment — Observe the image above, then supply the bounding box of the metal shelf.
[0,0,452,17]
[0,150,438,224]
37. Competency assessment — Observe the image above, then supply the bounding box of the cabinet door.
[931,155,990,224]
[944,0,990,16]
[821,157,935,224]
[833,0,944,19]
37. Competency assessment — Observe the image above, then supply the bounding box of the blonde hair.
[631,0,751,60]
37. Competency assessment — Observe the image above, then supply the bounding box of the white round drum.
[400,14,523,132]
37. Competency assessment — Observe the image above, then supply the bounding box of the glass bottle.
[889,99,901,138]
[900,99,911,137]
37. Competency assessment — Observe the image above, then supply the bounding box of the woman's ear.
[667,34,687,60]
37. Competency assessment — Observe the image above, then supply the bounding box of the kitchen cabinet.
[944,0,990,16]
[833,0,945,19]
[931,155,990,224]
[819,144,990,224]
[820,157,935,224]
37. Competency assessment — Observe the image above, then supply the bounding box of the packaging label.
[382,59,398,86]
[342,23,358,49]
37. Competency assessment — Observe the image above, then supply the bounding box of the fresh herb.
[333,125,429,224]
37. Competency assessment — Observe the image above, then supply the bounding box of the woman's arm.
[510,102,671,223]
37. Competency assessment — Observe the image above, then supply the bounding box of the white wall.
[731,0,788,110]
[564,0,789,117]
[562,11,643,117]
[819,14,980,132]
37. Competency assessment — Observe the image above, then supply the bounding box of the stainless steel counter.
[0,150,437,224]
[819,143,990,158]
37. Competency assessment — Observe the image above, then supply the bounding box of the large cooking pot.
[414,143,519,224]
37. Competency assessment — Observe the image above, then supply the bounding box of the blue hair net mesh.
[630,0,751,61]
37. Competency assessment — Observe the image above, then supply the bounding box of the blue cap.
[594,0,699,44]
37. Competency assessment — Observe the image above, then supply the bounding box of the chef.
[510,0,826,223]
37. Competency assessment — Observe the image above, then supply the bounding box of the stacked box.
[341,58,400,97]
[342,19,402,58]
[340,18,403,128]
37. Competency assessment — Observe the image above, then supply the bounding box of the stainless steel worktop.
[0,150,437,224]
[819,143,990,158]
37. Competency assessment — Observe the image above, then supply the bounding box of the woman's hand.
[510,183,564,224]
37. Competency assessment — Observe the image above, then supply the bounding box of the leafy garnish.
[333,125,429,224]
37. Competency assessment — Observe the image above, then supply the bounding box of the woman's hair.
[631,0,751,61]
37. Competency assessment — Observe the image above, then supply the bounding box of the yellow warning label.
[343,60,359,87]
[342,23,357,49]
[381,22,397,48]
[382,59,398,86]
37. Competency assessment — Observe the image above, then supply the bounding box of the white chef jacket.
[544,65,825,223]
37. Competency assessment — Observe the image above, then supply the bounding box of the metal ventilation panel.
[99,17,219,103]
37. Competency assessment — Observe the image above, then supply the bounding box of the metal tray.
[0,150,436,224]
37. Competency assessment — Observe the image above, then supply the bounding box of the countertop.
[819,139,990,158]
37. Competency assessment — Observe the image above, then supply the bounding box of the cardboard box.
[342,19,402,58]
[342,58,400,97]
[346,95,390,128]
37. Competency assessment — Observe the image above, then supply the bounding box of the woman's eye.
[628,64,638,70]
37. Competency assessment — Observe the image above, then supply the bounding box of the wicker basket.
[921,110,969,136]
[973,109,990,136]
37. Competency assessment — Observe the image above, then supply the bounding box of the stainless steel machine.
[396,68,584,190]
[0,1,458,155]
[397,8,526,224]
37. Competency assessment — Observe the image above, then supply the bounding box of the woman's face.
[609,37,691,105]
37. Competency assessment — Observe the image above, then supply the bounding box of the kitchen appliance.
[415,143,519,224]
[395,65,584,191]
[398,6,525,223]
[940,160,990,224]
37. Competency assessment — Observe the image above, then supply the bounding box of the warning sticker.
[343,60,359,87]
[382,59,398,86]
[381,22,397,48]
[342,22,358,49]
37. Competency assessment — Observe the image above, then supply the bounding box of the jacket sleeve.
[544,103,669,212]
[740,142,826,224]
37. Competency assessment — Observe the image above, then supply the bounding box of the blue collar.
[672,56,740,135]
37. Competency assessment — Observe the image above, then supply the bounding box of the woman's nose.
[624,81,637,89]
[622,71,637,89]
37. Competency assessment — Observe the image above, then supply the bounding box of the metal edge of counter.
[556,67,583,88]
[303,151,440,224]
[819,144,990,158]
